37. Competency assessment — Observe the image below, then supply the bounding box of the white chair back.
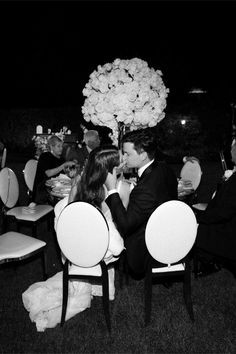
[180,160,202,190]
[23,159,38,192]
[1,148,7,169]
[56,201,109,267]
[145,200,197,265]
[0,167,19,208]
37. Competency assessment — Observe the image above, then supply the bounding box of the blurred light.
[188,87,207,94]
[181,119,186,126]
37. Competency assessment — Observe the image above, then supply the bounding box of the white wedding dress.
[22,179,132,332]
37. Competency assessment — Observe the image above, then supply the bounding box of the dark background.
[0,1,235,109]
[0,1,235,161]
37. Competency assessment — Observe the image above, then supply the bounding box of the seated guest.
[105,128,178,278]
[22,145,125,332]
[66,130,100,170]
[32,135,75,204]
[195,140,236,276]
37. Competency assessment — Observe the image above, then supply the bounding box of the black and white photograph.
[0,1,236,353]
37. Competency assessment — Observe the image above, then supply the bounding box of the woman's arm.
[105,219,124,259]
[45,161,75,178]
[68,174,81,203]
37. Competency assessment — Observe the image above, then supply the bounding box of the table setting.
[45,174,72,199]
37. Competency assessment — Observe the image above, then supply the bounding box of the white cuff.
[107,189,118,197]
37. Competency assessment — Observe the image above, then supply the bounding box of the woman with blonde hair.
[32,135,75,204]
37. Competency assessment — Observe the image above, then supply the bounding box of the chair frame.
[56,201,117,333]
[23,159,38,203]
[0,147,7,169]
[118,249,129,289]
[0,167,54,238]
[2,209,54,239]
[144,200,197,326]
[61,258,112,332]
[144,255,194,326]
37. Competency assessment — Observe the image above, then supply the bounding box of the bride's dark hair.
[73,145,120,207]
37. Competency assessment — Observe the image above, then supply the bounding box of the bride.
[22,145,133,331]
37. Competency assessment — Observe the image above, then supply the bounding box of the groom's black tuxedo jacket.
[105,160,178,275]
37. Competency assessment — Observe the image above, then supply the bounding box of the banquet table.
[45,174,72,202]
[46,175,195,204]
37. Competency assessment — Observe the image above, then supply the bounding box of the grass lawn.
[0,154,235,354]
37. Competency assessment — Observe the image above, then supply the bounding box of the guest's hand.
[115,161,127,175]
[71,173,81,187]
[105,167,117,191]
[64,161,76,168]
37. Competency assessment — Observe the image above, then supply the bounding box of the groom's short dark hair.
[122,128,157,160]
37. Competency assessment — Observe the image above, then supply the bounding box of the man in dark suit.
[195,141,236,275]
[105,128,178,277]
[66,130,100,169]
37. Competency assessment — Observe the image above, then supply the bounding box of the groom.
[105,128,178,278]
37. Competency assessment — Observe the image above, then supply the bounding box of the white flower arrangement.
[81,58,169,145]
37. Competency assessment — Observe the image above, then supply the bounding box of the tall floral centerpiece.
[82,58,169,146]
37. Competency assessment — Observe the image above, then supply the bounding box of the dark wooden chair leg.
[41,249,47,280]
[32,223,37,238]
[61,260,69,326]
[193,247,199,279]
[47,213,53,231]
[16,222,21,232]
[2,213,8,233]
[101,261,111,333]
[183,260,194,322]
[144,261,152,326]
[118,251,129,289]
[52,229,63,269]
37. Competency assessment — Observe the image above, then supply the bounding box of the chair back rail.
[1,148,7,169]
[0,167,19,208]
[23,159,38,192]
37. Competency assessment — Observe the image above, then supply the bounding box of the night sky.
[0,1,236,109]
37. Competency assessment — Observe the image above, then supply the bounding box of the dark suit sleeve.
[105,164,177,238]
[198,174,236,224]
[106,186,157,237]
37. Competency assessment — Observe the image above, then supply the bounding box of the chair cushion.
[7,205,53,221]
[0,231,46,262]
[152,263,185,273]
[69,263,103,276]
[69,257,118,277]
[192,203,208,211]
